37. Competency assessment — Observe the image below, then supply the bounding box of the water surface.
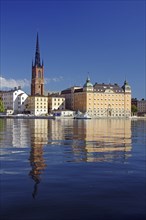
[0,118,146,220]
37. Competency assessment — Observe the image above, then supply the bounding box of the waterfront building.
[31,33,44,96]
[61,86,82,110]
[0,87,28,114]
[62,77,131,118]
[48,95,65,113]
[27,95,48,116]
[137,99,146,116]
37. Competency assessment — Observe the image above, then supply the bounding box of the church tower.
[31,33,44,96]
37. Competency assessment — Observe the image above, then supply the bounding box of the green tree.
[0,98,5,112]
[131,104,137,116]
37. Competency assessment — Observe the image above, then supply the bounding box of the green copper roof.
[83,77,93,87]
[122,80,131,91]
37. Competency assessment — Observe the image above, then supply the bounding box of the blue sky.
[0,0,145,99]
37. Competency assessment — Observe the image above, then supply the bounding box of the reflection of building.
[30,119,48,145]
[72,119,132,162]
[29,119,48,198]
[47,119,65,142]
[45,118,132,163]
[2,119,31,148]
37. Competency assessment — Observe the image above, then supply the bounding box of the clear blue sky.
[0,0,145,99]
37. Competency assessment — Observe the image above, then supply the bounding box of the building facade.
[27,95,48,116]
[62,77,131,118]
[31,33,44,96]
[137,99,146,115]
[0,87,28,114]
[61,86,82,110]
[48,95,65,113]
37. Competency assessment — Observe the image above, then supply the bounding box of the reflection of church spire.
[29,144,46,199]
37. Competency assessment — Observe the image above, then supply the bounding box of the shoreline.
[0,115,54,119]
[0,115,146,120]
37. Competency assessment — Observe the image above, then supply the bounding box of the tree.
[0,98,5,112]
[131,104,137,116]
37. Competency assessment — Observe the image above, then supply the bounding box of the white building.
[0,87,28,114]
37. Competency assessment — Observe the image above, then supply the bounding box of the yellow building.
[63,77,131,118]
[48,95,65,113]
[27,95,48,116]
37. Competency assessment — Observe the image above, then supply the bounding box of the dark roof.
[94,83,124,93]
[74,88,83,93]
[61,86,82,94]
[61,88,71,94]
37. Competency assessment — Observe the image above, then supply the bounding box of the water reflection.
[75,119,131,162]
[47,119,132,163]
[0,118,31,148]
[29,120,48,199]
[0,118,132,164]
[0,118,132,197]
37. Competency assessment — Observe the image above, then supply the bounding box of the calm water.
[0,118,146,220]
